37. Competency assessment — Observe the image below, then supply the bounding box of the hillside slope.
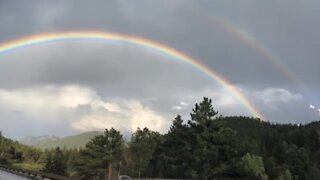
[20,131,103,149]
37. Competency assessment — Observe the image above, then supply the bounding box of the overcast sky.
[0,0,319,139]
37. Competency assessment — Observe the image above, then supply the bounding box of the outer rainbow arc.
[194,8,304,89]
[0,31,265,120]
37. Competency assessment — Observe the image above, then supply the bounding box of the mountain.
[20,131,103,149]
[20,135,60,146]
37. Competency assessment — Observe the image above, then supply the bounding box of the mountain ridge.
[20,131,103,149]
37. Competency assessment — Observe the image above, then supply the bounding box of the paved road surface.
[0,170,30,180]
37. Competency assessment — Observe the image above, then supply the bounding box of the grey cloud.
[0,42,213,92]
[0,0,318,88]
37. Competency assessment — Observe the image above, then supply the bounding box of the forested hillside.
[1,97,320,180]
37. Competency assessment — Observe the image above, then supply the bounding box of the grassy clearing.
[13,162,44,171]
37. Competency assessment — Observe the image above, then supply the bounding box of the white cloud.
[0,85,106,120]
[172,101,189,111]
[182,88,240,108]
[180,101,188,106]
[170,86,255,118]
[71,100,168,134]
[309,104,320,116]
[309,107,320,117]
[256,88,303,105]
[172,105,182,110]
[0,85,168,135]
[128,101,168,132]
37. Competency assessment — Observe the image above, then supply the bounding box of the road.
[0,170,30,180]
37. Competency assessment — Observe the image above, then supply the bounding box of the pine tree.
[74,128,124,179]
[187,97,235,179]
[129,127,162,178]
[44,147,66,175]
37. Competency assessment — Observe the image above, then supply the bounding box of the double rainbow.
[0,31,264,119]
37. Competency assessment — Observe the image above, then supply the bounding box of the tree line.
[1,97,320,180]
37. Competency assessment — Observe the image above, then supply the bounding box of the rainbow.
[210,16,300,85]
[192,6,303,88]
[199,12,305,91]
[0,31,264,119]
[207,15,310,108]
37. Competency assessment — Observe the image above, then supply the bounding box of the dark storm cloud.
[1,0,318,88]
[0,42,213,92]
[195,1,320,87]
[0,0,319,138]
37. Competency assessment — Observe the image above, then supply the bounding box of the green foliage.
[285,145,310,179]
[129,127,161,178]
[187,98,236,179]
[43,147,67,175]
[73,128,124,179]
[236,153,268,180]
[189,97,219,125]
[2,97,320,179]
[147,115,188,178]
[306,166,320,180]
[0,134,40,165]
[13,162,43,171]
[276,170,292,180]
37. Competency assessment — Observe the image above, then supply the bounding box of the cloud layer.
[0,85,169,138]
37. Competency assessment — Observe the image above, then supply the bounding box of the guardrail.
[0,165,78,180]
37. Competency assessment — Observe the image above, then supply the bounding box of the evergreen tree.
[285,145,310,180]
[2,97,320,179]
[129,127,161,178]
[148,115,188,178]
[189,97,218,125]
[74,128,124,179]
[44,147,66,175]
[187,97,236,179]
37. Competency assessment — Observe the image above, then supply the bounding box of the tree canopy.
[1,97,320,180]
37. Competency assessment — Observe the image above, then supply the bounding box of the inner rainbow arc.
[0,31,265,120]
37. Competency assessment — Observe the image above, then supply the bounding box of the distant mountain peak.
[21,135,60,146]
[20,131,103,149]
